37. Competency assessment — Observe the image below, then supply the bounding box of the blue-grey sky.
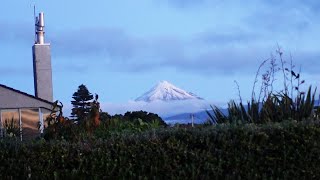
[1,0,320,114]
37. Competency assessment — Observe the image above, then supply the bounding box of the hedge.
[1,120,320,179]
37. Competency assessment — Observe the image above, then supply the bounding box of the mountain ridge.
[135,80,203,102]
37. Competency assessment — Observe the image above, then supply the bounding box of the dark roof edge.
[0,84,55,106]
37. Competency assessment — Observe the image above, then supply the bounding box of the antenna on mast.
[33,4,37,43]
[33,6,45,44]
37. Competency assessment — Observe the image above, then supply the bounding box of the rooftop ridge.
[0,84,55,105]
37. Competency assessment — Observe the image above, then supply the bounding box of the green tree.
[71,84,94,120]
[99,112,112,122]
[123,111,167,126]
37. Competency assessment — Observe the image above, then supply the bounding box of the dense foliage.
[44,103,166,141]
[1,120,320,179]
[105,111,167,126]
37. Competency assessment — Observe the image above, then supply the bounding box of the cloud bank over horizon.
[63,99,224,119]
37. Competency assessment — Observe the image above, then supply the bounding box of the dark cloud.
[49,28,186,73]
[243,0,320,35]
[196,31,260,45]
[0,0,319,89]
[158,48,270,76]
[101,45,271,76]
[261,0,320,12]
[2,1,317,77]
[48,26,320,76]
[162,0,320,36]
[50,28,144,59]
[0,22,33,45]
[303,0,320,12]
[246,8,311,33]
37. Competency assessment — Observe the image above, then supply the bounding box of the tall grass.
[207,48,318,124]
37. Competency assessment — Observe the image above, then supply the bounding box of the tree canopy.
[123,111,167,126]
[71,84,94,120]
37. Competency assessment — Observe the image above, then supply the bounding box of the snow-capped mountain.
[135,80,203,102]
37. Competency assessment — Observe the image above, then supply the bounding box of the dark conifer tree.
[71,84,94,120]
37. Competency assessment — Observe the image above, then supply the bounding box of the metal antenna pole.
[34,4,37,43]
[191,114,194,128]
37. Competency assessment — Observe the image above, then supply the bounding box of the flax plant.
[207,48,317,124]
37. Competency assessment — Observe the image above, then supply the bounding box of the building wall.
[0,107,52,140]
[0,86,53,110]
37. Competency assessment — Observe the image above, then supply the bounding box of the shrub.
[1,121,320,179]
[2,117,20,138]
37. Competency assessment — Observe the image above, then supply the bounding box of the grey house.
[0,12,56,140]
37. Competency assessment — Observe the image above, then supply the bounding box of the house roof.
[0,84,55,106]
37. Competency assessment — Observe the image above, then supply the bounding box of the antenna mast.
[33,5,36,43]
[34,9,46,44]
[190,114,194,128]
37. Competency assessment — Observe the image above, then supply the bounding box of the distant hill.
[164,108,228,124]
[165,100,320,124]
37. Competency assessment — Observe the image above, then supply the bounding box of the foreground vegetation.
[1,120,320,179]
[207,47,319,124]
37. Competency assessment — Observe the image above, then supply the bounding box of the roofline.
[0,107,52,111]
[0,84,55,106]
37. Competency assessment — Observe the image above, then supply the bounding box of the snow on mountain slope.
[135,80,203,102]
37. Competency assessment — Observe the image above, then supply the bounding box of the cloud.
[65,29,266,75]
[4,0,317,77]
[101,100,209,117]
[196,31,260,45]
[53,63,89,73]
[0,22,33,45]
[152,44,273,76]
[49,26,320,76]
[245,7,312,34]
[163,0,320,13]
[291,51,320,74]
[50,27,144,59]
[162,47,320,77]
[63,99,215,118]
[261,0,320,12]
[161,0,319,35]
[0,67,31,76]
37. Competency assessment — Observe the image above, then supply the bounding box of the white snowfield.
[135,80,203,102]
